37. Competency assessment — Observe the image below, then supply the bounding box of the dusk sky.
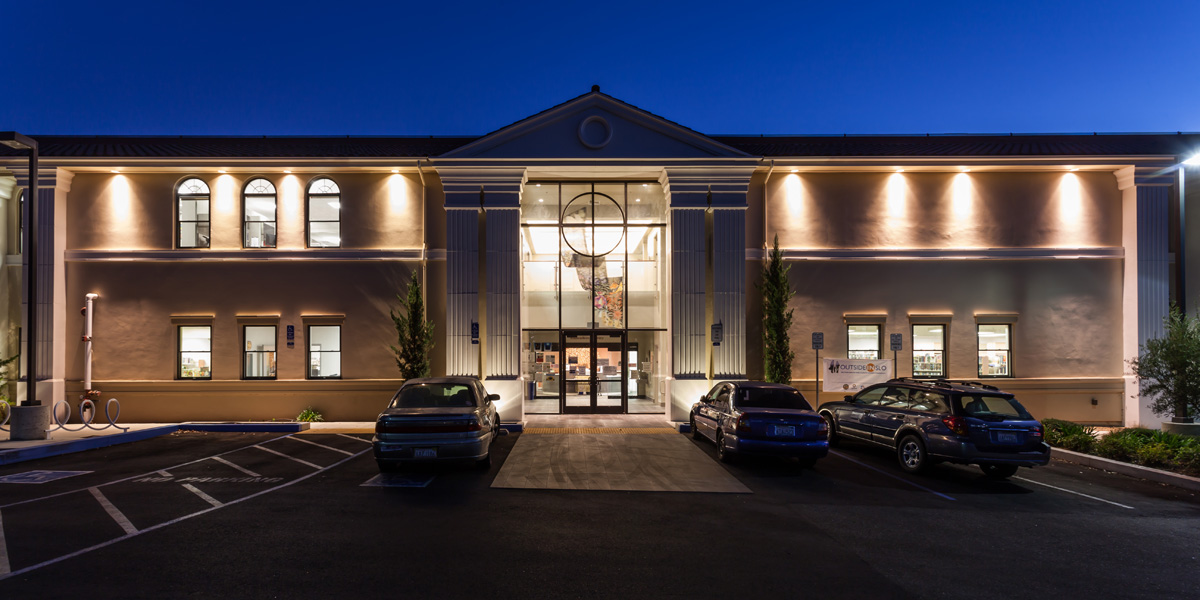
[2,0,1198,136]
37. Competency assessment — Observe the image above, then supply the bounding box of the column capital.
[436,166,527,209]
[661,165,756,209]
[1115,164,1177,190]
[14,166,74,193]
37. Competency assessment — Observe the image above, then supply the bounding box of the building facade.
[2,90,1198,426]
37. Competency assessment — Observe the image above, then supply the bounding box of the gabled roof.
[0,136,475,158]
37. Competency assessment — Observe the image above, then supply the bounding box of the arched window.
[243,178,277,248]
[306,177,341,248]
[177,178,211,248]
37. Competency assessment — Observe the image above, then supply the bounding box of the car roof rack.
[885,377,1002,392]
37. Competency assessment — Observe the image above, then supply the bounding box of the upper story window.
[243,178,277,248]
[307,177,341,248]
[177,178,211,248]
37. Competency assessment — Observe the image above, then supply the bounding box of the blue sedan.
[690,381,829,467]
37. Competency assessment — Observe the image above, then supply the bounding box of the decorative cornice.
[437,166,528,208]
[749,247,1124,261]
[65,248,426,262]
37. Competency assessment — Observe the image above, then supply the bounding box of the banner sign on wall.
[822,358,893,393]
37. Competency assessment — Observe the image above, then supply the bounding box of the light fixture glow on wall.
[218,169,227,174]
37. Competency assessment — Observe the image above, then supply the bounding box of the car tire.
[716,430,735,463]
[377,460,398,473]
[896,434,928,474]
[980,464,1019,479]
[821,412,839,447]
[691,416,703,440]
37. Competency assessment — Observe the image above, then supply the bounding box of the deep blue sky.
[2,0,1198,136]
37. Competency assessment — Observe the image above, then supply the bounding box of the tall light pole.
[1,132,39,406]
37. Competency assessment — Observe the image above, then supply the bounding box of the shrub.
[1060,432,1097,453]
[1133,442,1176,469]
[1174,446,1200,476]
[296,407,324,422]
[1043,418,1096,451]
[1094,432,1142,462]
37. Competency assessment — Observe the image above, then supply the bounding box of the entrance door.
[561,330,626,413]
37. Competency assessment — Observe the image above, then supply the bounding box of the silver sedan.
[373,377,502,471]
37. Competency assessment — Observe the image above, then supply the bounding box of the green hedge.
[1043,419,1200,476]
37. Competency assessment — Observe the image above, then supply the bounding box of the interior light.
[1184,155,1200,166]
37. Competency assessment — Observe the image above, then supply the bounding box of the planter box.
[1162,422,1200,438]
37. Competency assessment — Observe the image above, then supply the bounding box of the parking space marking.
[0,510,10,575]
[338,433,372,444]
[0,445,371,582]
[830,450,957,501]
[288,435,354,456]
[157,471,171,477]
[181,483,223,508]
[88,487,138,535]
[210,456,260,477]
[252,445,322,469]
[0,433,297,511]
[1014,476,1135,510]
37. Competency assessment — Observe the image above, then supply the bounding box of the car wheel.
[377,460,398,473]
[716,430,735,463]
[897,434,928,474]
[980,464,1019,479]
[821,412,839,447]
[691,416,703,440]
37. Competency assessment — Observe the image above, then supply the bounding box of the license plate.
[772,425,796,437]
[414,448,437,458]
[996,432,1019,444]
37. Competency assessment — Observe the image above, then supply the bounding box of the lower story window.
[847,324,880,360]
[978,324,1012,377]
[243,325,277,379]
[308,325,342,378]
[179,326,212,379]
[912,324,946,378]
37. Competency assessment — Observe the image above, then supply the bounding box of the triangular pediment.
[439,90,751,160]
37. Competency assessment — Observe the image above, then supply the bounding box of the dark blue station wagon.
[690,381,829,467]
[819,378,1050,479]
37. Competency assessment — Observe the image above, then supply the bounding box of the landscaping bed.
[1043,418,1200,477]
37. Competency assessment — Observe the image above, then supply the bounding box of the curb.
[180,422,311,433]
[1051,447,1200,493]
[499,423,524,433]
[0,425,180,466]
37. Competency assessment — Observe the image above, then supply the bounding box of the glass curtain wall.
[520,182,668,413]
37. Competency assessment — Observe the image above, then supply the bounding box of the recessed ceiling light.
[391,169,399,173]
[284,170,292,174]
[110,169,119,174]
[538,198,543,203]
[536,183,541,187]
[896,168,905,173]
[962,168,971,172]
[1183,155,1200,165]
[1069,168,1079,172]
[218,169,227,174]
[642,184,648,187]
[635,198,641,202]
[790,169,798,173]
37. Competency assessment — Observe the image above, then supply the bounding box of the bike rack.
[46,397,129,433]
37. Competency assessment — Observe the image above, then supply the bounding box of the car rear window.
[390,384,477,408]
[955,394,1032,420]
[737,388,812,410]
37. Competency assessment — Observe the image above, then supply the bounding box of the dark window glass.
[736,387,812,410]
[955,394,1032,420]
[390,383,477,408]
[853,387,887,406]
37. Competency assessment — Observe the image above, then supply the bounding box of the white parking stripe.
[253,445,322,469]
[88,488,138,535]
[338,433,372,444]
[0,447,370,582]
[157,471,171,477]
[0,509,10,575]
[0,433,297,510]
[210,456,260,477]
[181,483,223,508]
[829,450,957,501]
[1014,476,1135,510]
[288,435,354,456]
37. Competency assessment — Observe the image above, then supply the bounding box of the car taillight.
[736,413,751,433]
[816,420,829,435]
[941,415,969,436]
[1030,424,1043,437]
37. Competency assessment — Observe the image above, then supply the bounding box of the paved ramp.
[491,428,751,493]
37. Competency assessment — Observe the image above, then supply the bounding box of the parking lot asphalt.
[0,430,1198,599]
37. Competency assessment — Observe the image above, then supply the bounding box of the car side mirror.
[486,394,500,403]
[844,395,854,403]
[698,394,709,404]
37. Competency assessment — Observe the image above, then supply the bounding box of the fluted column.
[445,208,480,376]
[485,207,520,379]
[712,207,746,379]
[671,207,707,378]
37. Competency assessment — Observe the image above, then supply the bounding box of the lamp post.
[1,132,39,408]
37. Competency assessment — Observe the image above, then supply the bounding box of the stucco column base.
[1162,422,1200,438]
[670,378,710,423]
[10,404,52,440]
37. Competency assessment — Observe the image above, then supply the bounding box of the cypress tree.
[391,271,435,379]
[761,235,795,384]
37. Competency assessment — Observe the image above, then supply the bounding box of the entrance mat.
[524,427,677,435]
[491,433,751,493]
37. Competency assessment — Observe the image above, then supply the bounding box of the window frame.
[242,177,278,249]
[846,323,881,360]
[977,323,1013,378]
[242,324,278,380]
[306,324,342,380]
[305,177,342,249]
[176,177,211,249]
[177,324,213,380]
[911,323,948,379]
